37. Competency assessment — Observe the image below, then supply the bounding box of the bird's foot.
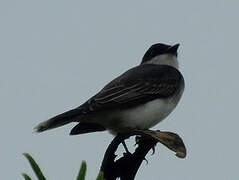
[122,140,131,154]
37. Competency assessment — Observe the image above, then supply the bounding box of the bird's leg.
[135,135,156,155]
[122,140,131,154]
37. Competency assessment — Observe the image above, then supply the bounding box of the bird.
[34,43,184,136]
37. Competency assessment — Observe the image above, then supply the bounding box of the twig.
[100,130,186,180]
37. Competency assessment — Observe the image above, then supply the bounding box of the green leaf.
[23,153,46,180]
[96,171,105,180]
[77,161,87,180]
[22,173,32,180]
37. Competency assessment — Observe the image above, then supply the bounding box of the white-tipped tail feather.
[34,120,51,132]
[34,117,71,132]
[34,108,82,132]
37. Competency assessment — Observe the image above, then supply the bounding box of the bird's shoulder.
[104,64,183,89]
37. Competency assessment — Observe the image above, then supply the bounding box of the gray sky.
[1,0,239,179]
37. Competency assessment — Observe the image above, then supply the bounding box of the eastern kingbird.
[34,43,184,135]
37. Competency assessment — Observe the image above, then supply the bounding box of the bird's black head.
[141,43,180,64]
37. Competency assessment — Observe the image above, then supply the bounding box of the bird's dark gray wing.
[79,64,184,113]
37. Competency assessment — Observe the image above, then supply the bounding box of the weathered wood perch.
[100,130,186,180]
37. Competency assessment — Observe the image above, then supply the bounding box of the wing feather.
[80,64,184,113]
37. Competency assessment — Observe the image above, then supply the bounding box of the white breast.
[119,97,178,130]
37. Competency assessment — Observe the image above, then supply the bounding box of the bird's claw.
[143,157,148,164]
[151,145,156,155]
[134,135,142,146]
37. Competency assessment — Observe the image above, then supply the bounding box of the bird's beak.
[167,44,180,55]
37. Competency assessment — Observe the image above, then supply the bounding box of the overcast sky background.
[1,1,239,180]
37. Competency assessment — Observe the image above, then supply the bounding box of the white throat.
[144,54,179,69]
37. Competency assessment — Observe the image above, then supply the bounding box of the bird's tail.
[34,108,82,133]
